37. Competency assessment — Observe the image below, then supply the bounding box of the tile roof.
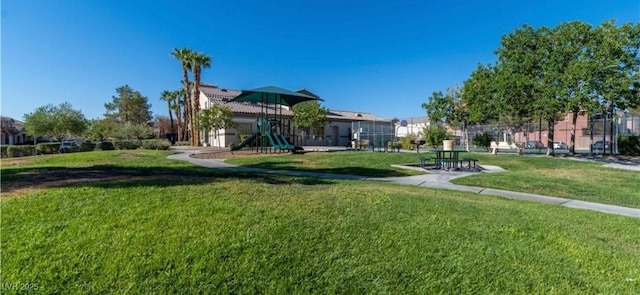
[200,84,294,117]
[326,110,389,122]
[200,84,390,122]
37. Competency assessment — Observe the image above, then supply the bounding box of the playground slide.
[265,132,285,150]
[276,134,294,150]
[230,132,258,151]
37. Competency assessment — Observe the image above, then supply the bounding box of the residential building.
[198,84,393,148]
[1,116,31,145]
[393,117,431,138]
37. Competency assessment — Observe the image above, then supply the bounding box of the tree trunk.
[181,66,193,145]
[546,119,555,156]
[569,110,578,155]
[463,121,469,152]
[193,67,202,146]
[609,108,614,155]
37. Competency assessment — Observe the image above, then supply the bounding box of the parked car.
[526,141,544,149]
[591,140,610,150]
[553,141,568,149]
[59,141,79,153]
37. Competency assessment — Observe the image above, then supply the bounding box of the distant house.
[394,117,431,138]
[197,84,394,147]
[1,116,31,145]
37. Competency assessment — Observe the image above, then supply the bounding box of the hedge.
[36,142,61,155]
[112,140,140,150]
[97,141,115,150]
[0,145,8,158]
[618,135,640,156]
[7,145,36,158]
[141,139,171,150]
[79,141,96,152]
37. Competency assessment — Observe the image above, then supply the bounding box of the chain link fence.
[447,113,639,153]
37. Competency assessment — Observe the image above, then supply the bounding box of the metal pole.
[589,112,594,156]
[539,117,542,149]
[602,110,606,156]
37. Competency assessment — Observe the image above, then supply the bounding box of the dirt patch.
[1,158,35,166]
[1,169,172,199]
[1,149,303,199]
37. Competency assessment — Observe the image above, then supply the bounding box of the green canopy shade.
[229,86,323,107]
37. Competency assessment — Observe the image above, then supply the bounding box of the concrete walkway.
[167,151,640,218]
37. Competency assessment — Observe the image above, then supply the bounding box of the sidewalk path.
[167,151,640,218]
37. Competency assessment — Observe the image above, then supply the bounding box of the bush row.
[35,143,61,154]
[1,145,8,158]
[141,140,171,150]
[1,139,172,158]
[618,135,640,156]
[1,145,37,158]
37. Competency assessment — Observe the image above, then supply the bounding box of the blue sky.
[2,0,639,121]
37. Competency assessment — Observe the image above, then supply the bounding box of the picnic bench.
[354,139,371,150]
[460,157,479,171]
[423,151,481,171]
[419,157,430,168]
[388,141,402,152]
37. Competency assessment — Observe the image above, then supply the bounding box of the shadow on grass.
[231,161,418,178]
[0,164,336,195]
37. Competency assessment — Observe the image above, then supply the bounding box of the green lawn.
[225,151,427,177]
[1,151,639,293]
[226,151,640,208]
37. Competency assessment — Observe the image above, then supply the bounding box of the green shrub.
[141,140,171,150]
[7,145,36,157]
[422,124,450,148]
[113,140,140,150]
[618,135,640,156]
[473,132,493,151]
[387,140,402,149]
[36,142,61,155]
[158,140,171,150]
[401,135,417,150]
[141,140,158,150]
[98,141,115,150]
[79,141,96,152]
[1,145,9,158]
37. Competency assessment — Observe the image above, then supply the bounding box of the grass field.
[227,151,640,208]
[1,151,639,293]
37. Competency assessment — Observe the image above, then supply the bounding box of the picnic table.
[430,149,466,171]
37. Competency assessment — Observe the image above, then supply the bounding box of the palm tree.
[173,89,185,142]
[191,52,212,146]
[160,90,177,143]
[171,48,195,145]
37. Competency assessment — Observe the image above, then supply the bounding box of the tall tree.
[550,21,597,155]
[588,21,640,154]
[191,52,212,146]
[171,48,195,145]
[104,85,153,125]
[174,88,186,142]
[422,87,470,150]
[160,90,177,143]
[292,101,329,138]
[461,63,500,124]
[198,104,234,148]
[495,25,562,155]
[24,102,87,141]
[84,118,118,140]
